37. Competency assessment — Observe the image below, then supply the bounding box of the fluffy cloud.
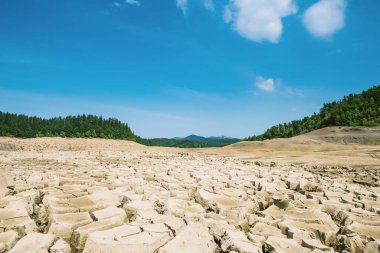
[255,76,276,92]
[302,0,346,39]
[125,0,141,6]
[204,0,215,11]
[224,0,298,43]
[177,0,188,14]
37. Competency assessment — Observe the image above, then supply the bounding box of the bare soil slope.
[0,137,146,152]
[200,126,380,168]
[299,126,380,145]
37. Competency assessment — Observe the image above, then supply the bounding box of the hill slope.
[201,126,380,168]
[146,138,209,148]
[175,135,241,147]
[247,85,380,141]
[0,113,146,144]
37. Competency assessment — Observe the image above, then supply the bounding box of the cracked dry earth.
[0,139,380,253]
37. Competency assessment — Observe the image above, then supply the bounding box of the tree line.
[247,85,380,141]
[0,113,147,143]
[1,85,378,146]
[0,113,207,147]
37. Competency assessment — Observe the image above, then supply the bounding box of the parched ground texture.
[0,127,379,253]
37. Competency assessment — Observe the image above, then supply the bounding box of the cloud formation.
[125,0,141,6]
[177,0,188,14]
[113,0,141,8]
[255,76,276,92]
[302,0,346,39]
[224,0,298,43]
[203,0,215,11]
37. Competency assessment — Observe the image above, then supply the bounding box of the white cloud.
[113,2,122,7]
[177,0,188,14]
[283,87,304,96]
[302,0,346,39]
[125,0,141,6]
[255,76,276,92]
[224,0,298,43]
[204,0,215,11]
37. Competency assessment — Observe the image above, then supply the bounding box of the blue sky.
[0,0,379,138]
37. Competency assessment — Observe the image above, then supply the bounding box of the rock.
[336,235,366,253]
[83,224,140,252]
[0,197,37,236]
[8,232,55,253]
[48,212,93,240]
[301,239,333,251]
[163,216,186,235]
[320,199,355,216]
[72,217,125,250]
[68,190,120,212]
[92,206,126,222]
[0,230,18,251]
[123,200,160,222]
[83,224,171,253]
[278,219,338,246]
[263,205,333,223]
[364,241,380,253]
[195,189,222,213]
[44,190,120,214]
[158,222,216,253]
[263,236,311,253]
[250,223,285,238]
[221,230,262,253]
[334,210,380,226]
[205,219,236,241]
[50,239,71,253]
[286,179,300,191]
[195,188,256,223]
[342,221,380,240]
[165,198,205,219]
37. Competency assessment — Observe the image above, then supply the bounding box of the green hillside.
[146,135,240,148]
[247,85,380,141]
[146,138,209,148]
[0,113,146,143]
[175,135,241,147]
[0,112,206,148]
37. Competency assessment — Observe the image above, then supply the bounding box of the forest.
[0,113,147,143]
[146,138,209,148]
[247,85,380,141]
[1,85,378,147]
[0,113,209,147]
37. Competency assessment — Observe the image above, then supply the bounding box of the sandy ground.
[0,126,379,252]
[198,126,380,168]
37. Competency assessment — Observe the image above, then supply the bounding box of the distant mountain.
[145,138,209,148]
[173,135,241,147]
